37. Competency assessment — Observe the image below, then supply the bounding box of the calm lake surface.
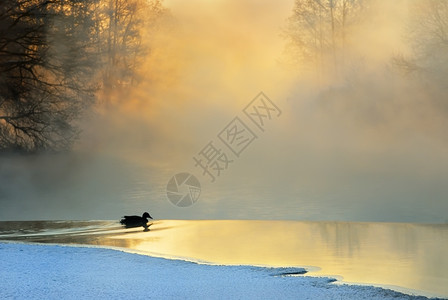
[0,220,447,298]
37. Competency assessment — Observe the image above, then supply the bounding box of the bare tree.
[94,0,168,104]
[283,0,364,78]
[394,1,448,83]
[0,0,98,152]
[0,0,169,152]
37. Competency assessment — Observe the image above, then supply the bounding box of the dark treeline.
[0,0,166,152]
[2,0,447,153]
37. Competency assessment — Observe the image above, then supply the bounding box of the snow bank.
[0,242,438,299]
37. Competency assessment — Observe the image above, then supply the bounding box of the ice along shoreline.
[0,219,447,298]
[0,242,446,300]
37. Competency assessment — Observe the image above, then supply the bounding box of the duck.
[120,212,153,230]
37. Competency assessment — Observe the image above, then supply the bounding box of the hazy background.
[1,0,447,222]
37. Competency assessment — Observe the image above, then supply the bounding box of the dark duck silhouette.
[120,212,152,231]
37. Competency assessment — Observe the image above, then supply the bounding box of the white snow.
[0,242,439,300]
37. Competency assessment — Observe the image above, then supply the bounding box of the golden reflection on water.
[108,220,448,297]
[0,220,447,297]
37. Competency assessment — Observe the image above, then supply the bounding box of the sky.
[0,0,447,222]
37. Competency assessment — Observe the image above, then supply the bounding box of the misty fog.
[1,0,447,222]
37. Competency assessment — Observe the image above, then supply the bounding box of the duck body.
[120,212,152,230]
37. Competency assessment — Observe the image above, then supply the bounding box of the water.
[2,141,448,223]
[0,220,447,298]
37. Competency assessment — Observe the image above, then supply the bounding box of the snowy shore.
[0,242,441,300]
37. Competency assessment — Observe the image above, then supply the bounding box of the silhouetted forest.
[1,0,447,153]
[0,0,166,152]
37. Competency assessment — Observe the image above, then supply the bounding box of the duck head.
[142,212,152,219]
